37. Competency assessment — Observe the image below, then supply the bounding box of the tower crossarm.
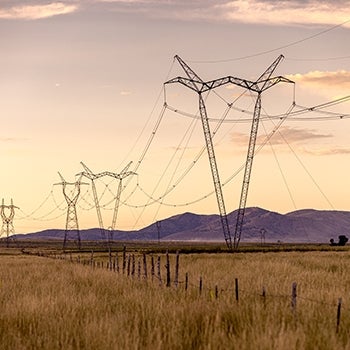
[255,76,295,92]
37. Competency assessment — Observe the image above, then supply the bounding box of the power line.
[187,19,350,64]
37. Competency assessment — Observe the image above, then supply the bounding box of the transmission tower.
[165,55,294,249]
[55,172,87,251]
[0,199,19,247]
[78,162,135,243]
[165,55,233,249]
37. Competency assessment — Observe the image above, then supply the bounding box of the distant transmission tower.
[0,199,19,247]
[79,161,135,244]
[55,172,87,251]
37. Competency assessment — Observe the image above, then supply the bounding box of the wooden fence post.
[122,246,126,274]
[262,286,266,306]
[291,282,297,316]
[127,254,131,276]
[185,272,188,291]
[235,278,239,302]
[90,250,94,266]
[166,251,171,287]
[174,250,179,288]
[143,253,148,280]
[131,254,135,277]
[151,256,155,281]
[157,256,162,286]
[137,259,141,280]
[215,285,219,299]
[115,253,119,273]
[336,298,342,333]
[199,276,203,295]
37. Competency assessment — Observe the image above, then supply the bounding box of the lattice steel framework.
[78,162,135,242]
[165,55,294,249]
[55,173,87,251]
[0,199,18,247]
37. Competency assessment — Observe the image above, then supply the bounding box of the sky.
[1,0,350,235]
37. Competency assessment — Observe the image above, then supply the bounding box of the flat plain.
[1,242,350,349]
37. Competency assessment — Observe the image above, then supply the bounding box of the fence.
[23,247,347,334]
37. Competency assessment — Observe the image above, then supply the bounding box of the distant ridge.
[15,207,350,244]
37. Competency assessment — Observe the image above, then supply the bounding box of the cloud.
[92,0,350,27]
[231,126,332,147]
[217,1,350,27]
[0,2,78,20]
[303,147,350,155]
[0,137,26,142]
[287,70,350,90]
[120,90,132,96]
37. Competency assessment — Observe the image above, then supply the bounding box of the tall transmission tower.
[165,55,294,249]
[78,162,135,242]
[0,199,19,247]
[165,55,233,249]
[55,172,87,251]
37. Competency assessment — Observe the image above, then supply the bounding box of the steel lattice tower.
[0,199,19,247]
[55,172,87,251]
[79,161,135,241]
[165,55,294,249]
[78,162,135,262]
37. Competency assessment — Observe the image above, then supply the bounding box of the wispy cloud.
[287,70,350,90]
[92,0,350,27]
[120,90,132,96]
[303,147,350,155]
[217,1,350,27]
[0,2,78,20]
[231,126,332,147]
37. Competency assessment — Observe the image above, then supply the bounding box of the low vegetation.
[1,243,350,349]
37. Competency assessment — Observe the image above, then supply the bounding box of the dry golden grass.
[1,249,350,349]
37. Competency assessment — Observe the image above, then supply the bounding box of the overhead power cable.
[187,19,350,63]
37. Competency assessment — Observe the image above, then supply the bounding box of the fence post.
[291,282,297,316]
[336,297,342,333]
[215,285,219,299]
[151,256,155,281]
[185,272,188,292]
[131,254,135,277]
[115,253,119,273]
[199,276,203,296]
[174,250,179,288]
[122,246,126,274]
[143,253,148,280]
[90,250,94,266]
[166,251,171,287]
[262,286,266,306]
[137,259,141,280]
[127,254,131,276]
[235,278,239,302]
[157,256,162,286]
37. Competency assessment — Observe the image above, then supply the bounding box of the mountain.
[15,207,350,244]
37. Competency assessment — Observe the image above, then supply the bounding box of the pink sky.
[0,1,350,234]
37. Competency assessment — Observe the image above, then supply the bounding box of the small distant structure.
[330,235,349,246]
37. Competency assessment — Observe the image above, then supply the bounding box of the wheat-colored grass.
[1,249,350,349]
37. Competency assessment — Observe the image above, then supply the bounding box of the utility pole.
[55,173,87,251]
[0,199,19,247]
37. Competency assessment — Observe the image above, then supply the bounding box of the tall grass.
[1,250,350,349]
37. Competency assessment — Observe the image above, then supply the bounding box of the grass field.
[1,243,350,349]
